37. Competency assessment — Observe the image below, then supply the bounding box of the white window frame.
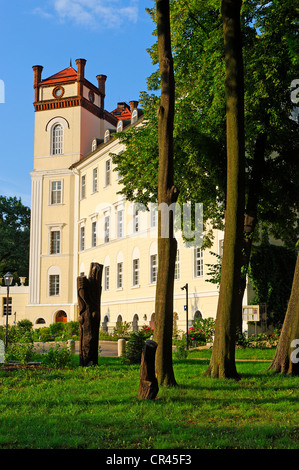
[81,174,86,199]
[132,258,139,287]
[117,210,124,238]
[80,225,85,251]
[50,180,62,205]
[49,229,61,255]
[131,109,138,124]
[117,262,123,289]
[150,203,158,228]
[104,215,110,243]
[104,129,110,143]
[133,205,139,233]
[117,120,123,132]
[91,220,97,247]
[92,167,98,193]
[150,254,158,284]
[104,266,110,291]
[51,123,63,155]
[49,274,60,296]
[105,159,111,186]
[194,247,204,278]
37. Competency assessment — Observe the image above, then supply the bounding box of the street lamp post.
[4,272,13,348]
[181,283,189,349]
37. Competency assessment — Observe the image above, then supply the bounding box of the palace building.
[0,59,252,333]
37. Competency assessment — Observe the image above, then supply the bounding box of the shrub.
[139,325,154,339]
[49,322,65,336]
[174,340,188,359]
[123,331,146,364]
[5,327,35,364]
[113,321,131,339]
[42,344,73,368]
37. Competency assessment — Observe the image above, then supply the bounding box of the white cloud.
[34,0,139,29]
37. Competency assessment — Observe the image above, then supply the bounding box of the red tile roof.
[41,66,78,85]
[110,105,132,120]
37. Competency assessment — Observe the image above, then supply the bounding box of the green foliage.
[5,320,34,364]
[113,321,131,339]
[42,344,73,368]
[0,196,30,279]
[248,244,297,326]
[123,331,146,364]
[173,340,188,359]
[113,1,299,250]
[188,317,216,344]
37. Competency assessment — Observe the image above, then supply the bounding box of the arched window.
[131,109,138,124]
[52,124,63,155]
[132,314,139,332]
[104,129,110,143]
[117,120,123,132]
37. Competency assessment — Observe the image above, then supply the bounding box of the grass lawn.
[0,348,298,450]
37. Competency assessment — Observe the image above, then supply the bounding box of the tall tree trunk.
[154,0,178,387]
[205,0,245,379]
[78,262,103,366]
[268,252,299,375]
[236,133,267,334]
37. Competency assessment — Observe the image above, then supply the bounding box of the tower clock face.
[53,86,64,98]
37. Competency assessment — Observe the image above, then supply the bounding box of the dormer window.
[117,120,123,133]
[131,109,138,124]
[52,124,63,155]
[92,139,97,152]
[104,129,110,143]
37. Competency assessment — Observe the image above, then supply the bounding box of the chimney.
[96,74,107,108]
[32,65,43,102]
[76,58,86,97]
[129,100,139,112]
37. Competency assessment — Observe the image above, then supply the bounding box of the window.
[105,159,111,186]
[104,129,110,143]
[150,254,158,284]
[117,120,123,132]
[133,206,139,233]
[104,215,110,243]
[117,210,124,238]
[175,249,180,280]
[104,266,110,291]
[50,230,60,255]
[52,124,63,155]
[219,239,224,257]
[81,174,86,199]
[91,221,97,247]
[50,181,62,205]
[80,226,85,251]
[117,262,123,289]
[131,109,138,124]
[92,139,97,152]
[92,167,98,193]
[2,297,12,316]
[150,203,158,228]
[49,274,59,296]
[133,258,139,286]
[194,247,203,277]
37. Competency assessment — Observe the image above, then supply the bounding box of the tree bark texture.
[78,262,103,366]
[268,253,299,375]
[236,133,267,333]
[154,0,178,387]
[205,0,245,379]
[138,340,159,399]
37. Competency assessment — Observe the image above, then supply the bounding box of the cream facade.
[2,59,252,333]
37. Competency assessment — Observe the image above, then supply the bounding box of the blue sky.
[0,0,157,207]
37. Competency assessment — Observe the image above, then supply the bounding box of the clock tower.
[28,59,117,323]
